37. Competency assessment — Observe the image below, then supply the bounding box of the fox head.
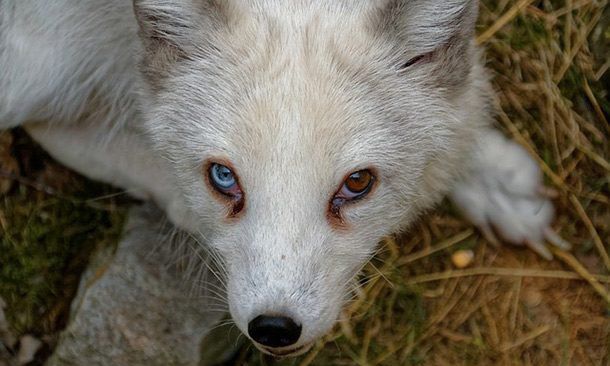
[133,0,489,357]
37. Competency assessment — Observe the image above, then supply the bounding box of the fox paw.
[451,132,570,260]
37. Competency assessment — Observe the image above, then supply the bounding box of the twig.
[552,248,610,305]
[405,267,610,285]
[499,325,552,352]
[477,0,536,44]
[398,229,474,266]
[569,194,610,271]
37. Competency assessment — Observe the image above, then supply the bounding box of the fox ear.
[374,0,479,88]
[132,0,234,85]
[375,0,478,54]
[132,0,201,54]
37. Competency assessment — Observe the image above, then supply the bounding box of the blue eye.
[206,161,245,216]
[209,163,237,192]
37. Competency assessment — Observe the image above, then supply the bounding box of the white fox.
[0,0,567,358]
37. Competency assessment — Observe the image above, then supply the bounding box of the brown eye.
[336,169,376,201]
[345,170,373,194]
[329,169,376,219]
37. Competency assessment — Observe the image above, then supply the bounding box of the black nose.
[248,315,302,348]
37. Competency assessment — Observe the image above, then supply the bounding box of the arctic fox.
[0,0,567,358]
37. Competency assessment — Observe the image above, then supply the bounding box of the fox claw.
[520,228,571,260]
[543,228,572,251]
[524,239,553,260]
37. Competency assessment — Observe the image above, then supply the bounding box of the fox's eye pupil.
[345,171,372,194]
[329,169,376,218]
[206,161,244,217]
[210,163,236,190]
[338,169,375,198]
[218,168,232,180]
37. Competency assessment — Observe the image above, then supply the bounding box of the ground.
[0,1,608,365]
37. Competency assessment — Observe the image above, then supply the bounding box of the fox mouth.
[258,342,314,358]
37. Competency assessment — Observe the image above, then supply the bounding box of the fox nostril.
[247,315,302,348]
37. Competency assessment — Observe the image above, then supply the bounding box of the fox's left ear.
[372,0,479,86]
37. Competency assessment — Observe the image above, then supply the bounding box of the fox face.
[134,0,488,357]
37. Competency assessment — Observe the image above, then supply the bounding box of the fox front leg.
[450,129,570,259]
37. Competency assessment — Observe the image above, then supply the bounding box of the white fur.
[0,0,564,357]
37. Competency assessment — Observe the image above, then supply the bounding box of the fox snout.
[248,315,302,348]
[223,229,354,356]
[228,282,324,354]
[245,312,315,357]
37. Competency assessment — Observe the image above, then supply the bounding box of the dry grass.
[1,0,609,365]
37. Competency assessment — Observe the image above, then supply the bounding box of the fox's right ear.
[132,0,239,55]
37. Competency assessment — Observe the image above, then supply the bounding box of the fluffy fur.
[0,0,564,357]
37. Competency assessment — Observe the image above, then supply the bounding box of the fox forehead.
[160,65,439,193]
[154,13,448,169]
[144,0,471,215]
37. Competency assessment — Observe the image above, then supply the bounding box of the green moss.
[508,15,552,51]
[0,182,126,336]
[558,67,586,101]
